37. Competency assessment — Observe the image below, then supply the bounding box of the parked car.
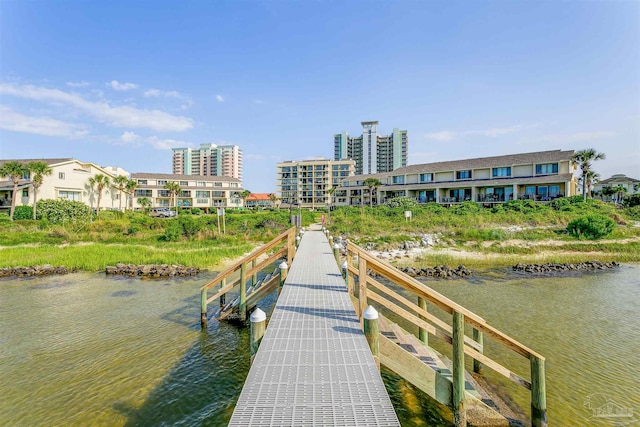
[149,207,177,218]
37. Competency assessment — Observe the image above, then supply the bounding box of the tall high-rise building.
[172,143,243,181]
[334,121,407,175]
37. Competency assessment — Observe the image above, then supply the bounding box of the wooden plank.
[464,345,532,390]
[348,242,543,360]
[246,275,280,308]
[245,247,287,278]
[358,257,367,318]
[366,275,483,352]
[207,278,239,305]
[201,227,294,291]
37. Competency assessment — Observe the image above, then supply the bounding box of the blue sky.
[1,1,638,192]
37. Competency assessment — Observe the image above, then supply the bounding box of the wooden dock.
[229,225,400,426]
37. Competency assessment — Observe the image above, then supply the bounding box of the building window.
[492,167,511,177]
[419,173,433,182]
[22,189,29,197]
[158,180,167,186]
[58,172,65,180]
[196,191,209,198]
[392,175,405,184]
[135,189,152,197]
[137,179,147,185]
[214,182,222,187]
[535,163,558,175]
[179,181,188,186]
[59,191,80,201]
[456,170,472,180]
[197,181,206,187]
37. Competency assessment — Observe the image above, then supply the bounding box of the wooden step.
[378,315,509,427]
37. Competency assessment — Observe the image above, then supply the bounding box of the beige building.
[131,173,244,212]
[0,158,126,212]
[172,143,243,181]
[276,158,356,209]
[593,174,640,201]
[336,150,577,206]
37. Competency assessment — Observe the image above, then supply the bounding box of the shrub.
[161,222,183,241]
[191,208,202,215]
[623,194,640,208]
[13,206,34,220]
[503,199,544,213]
[567,214,616,240]
[450,201,481,215]
[0,212,10,222]
[384,196,419,209]
[36,199,94,225]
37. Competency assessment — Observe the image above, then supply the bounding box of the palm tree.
[0,161,28,220]
[578,170,601,199]
[239,189,251,209]
[164,181,181,213]
[612,184,627,204]
[363,177,382,207]
[27,161,52,220]
[137,197,152,212]
[572,148,606,201]
[125,179,138,210]
[113,175,129,211]
[88,173,111,214]
[268,193,278,209]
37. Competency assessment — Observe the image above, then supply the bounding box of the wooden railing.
[200,227,296,327]
[345,241,547,427]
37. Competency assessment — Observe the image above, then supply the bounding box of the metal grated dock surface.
[229,226,399,426]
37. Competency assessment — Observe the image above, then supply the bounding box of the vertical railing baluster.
[239,262,247,321]
[418,296,428,346]
[473,328,483,373]
[358,255,367,318]
[200,287,207,329]
[452,311,466,427]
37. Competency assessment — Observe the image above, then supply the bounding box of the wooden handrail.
[200,227,296,327]
[348,241,543,360]
[201,227,295,291]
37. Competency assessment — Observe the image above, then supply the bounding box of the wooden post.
[418,296,428,346]
[473,328,483,373]
[250,308,266,363]
[279,261,288,289]
[295,235,300,248]
[251,259,257,286]
[358,257,368,319]
[287,230,295,266]
[341,261,350,294]
[333,243,340,264]
[531,356,548,427]
[346,248,354,295]
[239,262,247,321]
[200,288,207,329]
[363,305,380,369]
[452,311,466,427]
[328,235,333,246]
[219,278,226,306]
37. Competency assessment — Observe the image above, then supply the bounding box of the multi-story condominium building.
[334,121,408,175]
[276,158,356,209]
[131,173,244,212]
[335,150,578,206]
[0,158,126,212]
[593,174,640,201]
[172,143,243,181]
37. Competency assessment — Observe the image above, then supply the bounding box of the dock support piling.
[473,328,483,373]
[418,297,428,346]
[531,356,548,427]
[250,308,266,363]
[200,288,207,329]
[333,243,340,264]
[363,305,380,369]
[219,279,226,307]
[452,311,466,427]
[239,263,247,321]
[279,261,288,289]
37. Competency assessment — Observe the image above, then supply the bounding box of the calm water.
[0,266,638,426]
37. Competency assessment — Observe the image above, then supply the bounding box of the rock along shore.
[0,265,77,277]
[105,263,200,277]
[512,261,619,274]
[393,265,472,279]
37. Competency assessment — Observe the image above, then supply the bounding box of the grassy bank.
[0,210,315,271]
[1,198,639,272]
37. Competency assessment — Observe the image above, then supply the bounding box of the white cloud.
[253,99,265,104]
[120,131,141,143]
[0,105,87,137]
[108,80,138,91]
[144,88,182,98]
[533,131,615,145]
[66,81,90,88]
[0,82,193,132]
[425,124,534,141]
[216,94,224,102]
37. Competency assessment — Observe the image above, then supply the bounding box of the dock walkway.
[229,225,399,426]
